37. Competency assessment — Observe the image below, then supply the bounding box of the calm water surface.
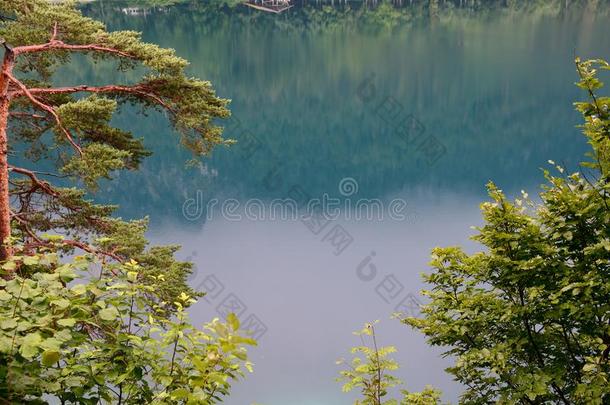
[68,2,610,403]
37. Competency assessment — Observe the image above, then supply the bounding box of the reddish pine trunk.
[0,49,14,261]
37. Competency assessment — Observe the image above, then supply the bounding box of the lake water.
[72,1,610,403]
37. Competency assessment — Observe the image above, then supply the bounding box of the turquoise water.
[68,1,610,403]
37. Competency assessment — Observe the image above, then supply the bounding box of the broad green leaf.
[23,256,39,266]
[0,318,17,330]
[51,298,70,309]
[19,332,42,359]
[57,318,76,327]
[227,313,240,331]
[98,306,119,321]
[42,350,61,366]
[71,284,87,295]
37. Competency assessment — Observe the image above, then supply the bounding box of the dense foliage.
[403,59,610,403]
[0,243,254,403]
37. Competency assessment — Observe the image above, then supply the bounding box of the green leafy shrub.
[336,321,442,405]
[403,59,610,403]
[0,242,255,404]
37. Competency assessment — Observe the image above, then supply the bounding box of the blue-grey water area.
[57,1,610,402]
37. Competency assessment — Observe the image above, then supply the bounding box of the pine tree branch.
[8,165,117,247]
[9,165,59,197]
[19,83,174,113]
[23,237,123,268]
[8,111,46,119]
[50,22,59,43]
[12,40,135,60]
[12,214,121,275]
[5,72,82,156]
